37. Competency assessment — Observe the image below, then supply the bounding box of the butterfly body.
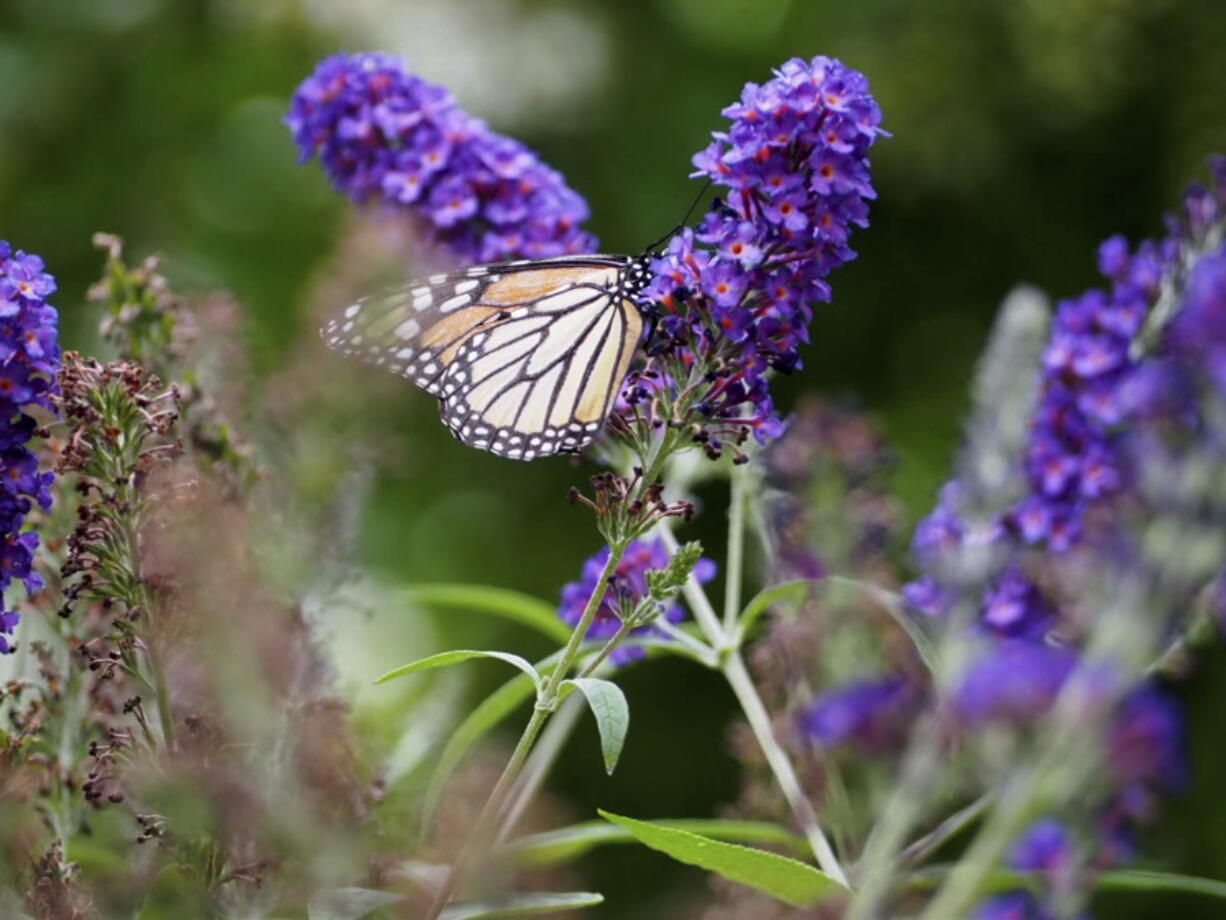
[323,253,653,460]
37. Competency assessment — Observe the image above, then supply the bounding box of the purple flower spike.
[638,55,885,446]
[0,242,60,653]
[558,538,715,666]
[287,53,596,264]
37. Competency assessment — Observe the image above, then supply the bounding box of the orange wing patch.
[482,266,619,306]
[421,305,503,362]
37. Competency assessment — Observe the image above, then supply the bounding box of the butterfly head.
[624,253,654,300]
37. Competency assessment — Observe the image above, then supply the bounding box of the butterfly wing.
[322,257,643,460]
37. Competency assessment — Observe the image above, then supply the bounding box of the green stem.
[723,463,748,633]
[425,543,629,919]
[147,640,176,749]
[495,693,588,846]
[899,793,992,868]
[576,620,635,680]
[722,651,850,888]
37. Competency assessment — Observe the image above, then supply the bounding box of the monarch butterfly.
[321,253,654,461]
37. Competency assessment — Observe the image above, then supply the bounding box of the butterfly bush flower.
[628,56,885,455]
[799,677,920,754]
[907,159,1226,632]
[287,53,596,263]
[0,242,60,653]
[558,537,715,665]
[890,165,1222,919]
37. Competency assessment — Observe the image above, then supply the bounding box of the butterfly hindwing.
[321,256,644,460]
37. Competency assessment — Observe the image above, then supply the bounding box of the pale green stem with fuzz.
[722,650,850,888]
[659,482,850,887]
[723,462,749,633]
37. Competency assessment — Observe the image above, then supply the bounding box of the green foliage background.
[3,0,1225,915]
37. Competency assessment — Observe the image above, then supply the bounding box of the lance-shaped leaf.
[560,678,629,774]
[598,811,845,908]
[439,891,604,919]
[505,818,807,867]
[401,584,570,643]
[375,649,541,694]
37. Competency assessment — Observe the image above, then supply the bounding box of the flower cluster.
[906,160,1226,633]
[0,242,60,653]
[558,537,714,665]
[799,677,919,754]
[630,56,885,452]
[889,164,1226,918]
[287,53,595,263]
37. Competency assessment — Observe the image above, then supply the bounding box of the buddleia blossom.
[557,537,715,665]
[0,242,60,653]
[907,159,1226,632]
[628,56,885,454]
[287,53,595,263]
[799,677,920,754]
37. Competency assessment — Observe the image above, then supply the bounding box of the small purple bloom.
[970,892,1055,920]
[953,642,1078,726]
[558,538,716,666]
[1008,818,1073,874]
[0,242,60,653]
[800,677,920,753]
[1108,685,1185,794]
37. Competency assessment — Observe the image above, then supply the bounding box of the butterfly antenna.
[642,178,713,254]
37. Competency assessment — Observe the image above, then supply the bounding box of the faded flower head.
[287,53,596,264]
[558,537,715,665]
[628,55,885,452]
[0,241,60,653]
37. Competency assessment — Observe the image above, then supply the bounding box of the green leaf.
[422,672,537,828]
[909,866,1226,899]
[440,892,604,919]
[422,651,566,830]
[1096,869,1226,898]
[403,584,570,643]
[598,810,845,908]
[505,818,807,867]
[736,580,810,640]
[561,678,629,774]
[374,649,541,693]
[308,887,403,920]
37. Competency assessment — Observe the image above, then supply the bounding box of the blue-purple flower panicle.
[907,159,1226,635]
[558,538,714,666]
[626,56,885,453]
[287,53,596,264]
[0,242,60,653]
[896,163,1225,917]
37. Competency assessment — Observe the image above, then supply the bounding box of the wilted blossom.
[287,53,595,263]
[799,677,919,754]
[558,537,715,665]
[631,55,885,451]
[0,242,59,653]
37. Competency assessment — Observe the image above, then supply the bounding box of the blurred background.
[4,0,1226,916]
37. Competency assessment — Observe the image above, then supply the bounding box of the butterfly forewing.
[321,256,644,460]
